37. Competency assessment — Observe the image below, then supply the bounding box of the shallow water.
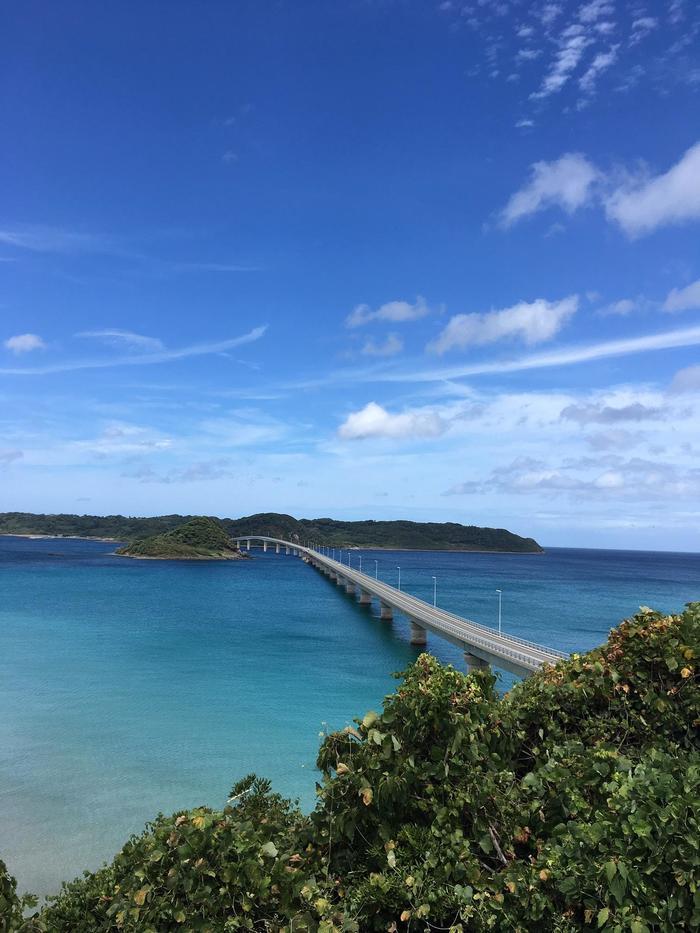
[1,536,698,897]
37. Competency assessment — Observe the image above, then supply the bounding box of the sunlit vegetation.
[0,511,543,553]
[116,516,247,560]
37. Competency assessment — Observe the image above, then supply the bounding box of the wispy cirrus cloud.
[76,330,165,351]
[0,326,267,375]
[360,334,404,357]
[663,278,700,312]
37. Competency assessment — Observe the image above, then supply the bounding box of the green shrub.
[4,605,698,932]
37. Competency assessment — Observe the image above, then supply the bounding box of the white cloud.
[663,278,700,312]
[338,401,446,440]
[360,334,404,357]
[630,16,658,44]
[346,296,430,328]
[670,365,700,393]
[531,33,593,98]
[515,118,535,128]
[0,226,105,254]
[579,45,619,94]
[499,153,599,227]
[428,296,577,354]
[0,326,267,375]
[539,3,563,26]
[578,0,614,23]
[371,324,700,384]
[605,142,700,236]
[600,298,638,316]
[4,333,46,354]
[76,329,165,351]
[0,449,23,465]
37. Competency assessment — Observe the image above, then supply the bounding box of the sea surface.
[1,535,698,899]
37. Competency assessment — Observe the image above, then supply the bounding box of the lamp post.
[374,559,378,579]
[348,552,351,566]
[359,555,362,572]
[397,566,401,591]
[496,589,502,635]
[332,548,335,560]
[432,576,437,607]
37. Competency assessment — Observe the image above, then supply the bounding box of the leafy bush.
[4,605,698,932]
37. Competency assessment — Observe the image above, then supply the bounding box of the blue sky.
[1,0,700,550]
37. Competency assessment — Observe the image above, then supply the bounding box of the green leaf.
[261,841,278,858]
[597,907,610,928]
[604,860,617,882]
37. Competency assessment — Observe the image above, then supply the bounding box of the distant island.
[116,516,248,561]
[0,510,543,553]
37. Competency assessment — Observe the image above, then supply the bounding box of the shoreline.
[0,532,123,543]
[0,533,542,555]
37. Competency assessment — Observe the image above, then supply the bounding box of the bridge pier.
[410,620,427,646]
[464,652,490,674]
[345,581,356,596]
[263,541,268,552]
[246,539,251,551]
[276,543,280,554]
[380,602,393,621]
[358,590,371,605]
[336,575,345,586]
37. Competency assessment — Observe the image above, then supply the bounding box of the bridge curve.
[233,535,567,678]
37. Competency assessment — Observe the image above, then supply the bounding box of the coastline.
[0,532,122,543]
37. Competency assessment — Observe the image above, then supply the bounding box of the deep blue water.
[0,535,698,898]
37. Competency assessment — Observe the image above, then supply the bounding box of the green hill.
[116,516,247,560]
[0,511,542,553]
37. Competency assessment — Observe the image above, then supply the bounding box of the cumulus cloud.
[346,296,430,328]
[428,296,577,354]
[561,401,665,424]
[4,333,46,354]
[500,141,700,238]
[663,278,700,313]
[76,329,165,351]
[360,334,403,357]
[599,298,638,316]
[670,365,700,393]
[604,142,700,236]
[338,401,446,440]
[498,154,599,227]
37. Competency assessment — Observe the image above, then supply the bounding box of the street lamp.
[397,566,401,591]
[348,552,351,566]
[332,548,335,560]
[359,555,362,572]
[374,559,378,579]
[496,589,502,635]
[432,576,437,607]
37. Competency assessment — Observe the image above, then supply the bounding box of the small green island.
[115,516,248,561]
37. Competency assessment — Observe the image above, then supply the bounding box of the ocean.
[0,535,698,898]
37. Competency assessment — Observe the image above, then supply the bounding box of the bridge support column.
[263,541,268,552]
[336,575,345,586]
[464,652,489,674]
[380,602,393,621]
[358,590,371,605]
[276,543,280,554]
[246,539,251,551]
[345,581,356,596]
[285,546,290,555]
[410,621,427,646]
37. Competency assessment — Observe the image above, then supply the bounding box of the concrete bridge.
[233,536,568,678]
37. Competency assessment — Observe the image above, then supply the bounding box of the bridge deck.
[234,536,567,677]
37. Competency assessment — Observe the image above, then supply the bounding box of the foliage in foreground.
[3,605,699,932]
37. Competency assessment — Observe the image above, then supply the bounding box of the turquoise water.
[1,536,698,898]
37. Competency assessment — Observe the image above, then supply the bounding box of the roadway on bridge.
[234,536,567,677]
